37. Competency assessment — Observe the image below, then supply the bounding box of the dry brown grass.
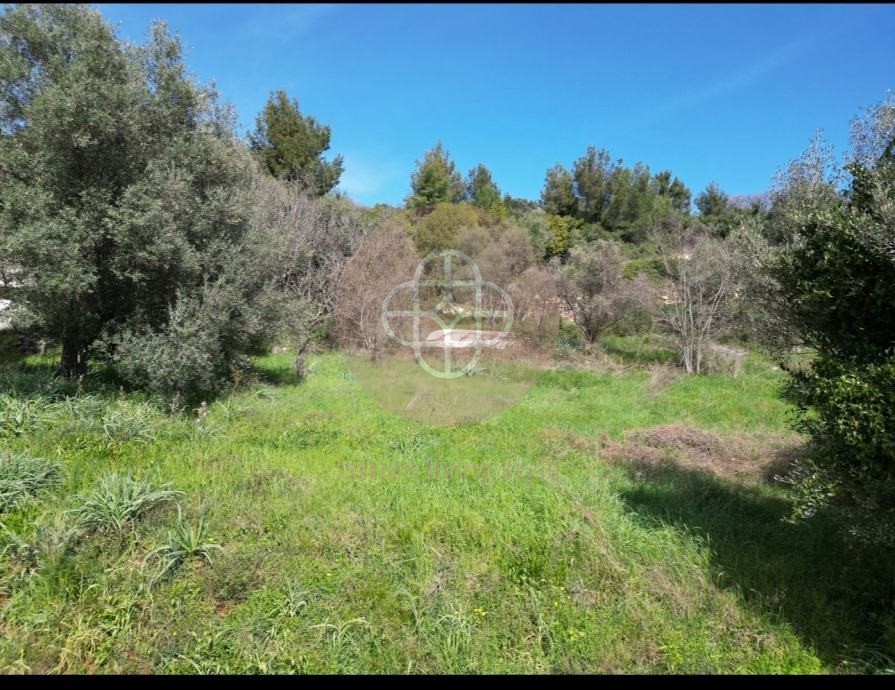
[645,363,684,396]
[601,423,806,485]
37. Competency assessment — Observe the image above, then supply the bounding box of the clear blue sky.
[95,3,895,207]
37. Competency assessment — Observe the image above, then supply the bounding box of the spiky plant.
[71,472,181,534]
[0,395,48,438]
[0,452,62,512]
[143,505,221,586]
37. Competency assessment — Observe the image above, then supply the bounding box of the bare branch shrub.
[254,176,369,373]
[656,229,737,374]
[555,240,657,347]
[334,221,420,361]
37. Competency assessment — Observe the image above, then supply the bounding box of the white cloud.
[631,36,815,128]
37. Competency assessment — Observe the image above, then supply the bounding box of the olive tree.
[771,96,895,545]
[0,5,278,398]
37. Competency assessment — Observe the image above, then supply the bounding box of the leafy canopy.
[406,141,465,209]
[250,89,343,195]
[773,96,895,545]
[0,4,279,397]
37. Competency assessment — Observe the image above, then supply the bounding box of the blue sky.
[95,3,895,207]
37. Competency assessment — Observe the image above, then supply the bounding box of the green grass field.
[0,347,893,674]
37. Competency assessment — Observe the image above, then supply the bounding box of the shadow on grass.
[0,355,81,398]
[0,345,303,408]
[249,355,301,387]
[600,335,678,366]
[0,330,25,367]
[618,462,895,671]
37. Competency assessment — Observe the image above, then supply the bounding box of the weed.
[100,403,158,447]
[0,512,80,589]
[71,472,181,534]
[281,581,310,618]
[143,505,221,587]
[0,451,62,512]
[0,394,48,437]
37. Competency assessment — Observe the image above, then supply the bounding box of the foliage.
[541,163,578,217]
[249,89,343,195]
[556,240,657,344]
[540,146,692,245]
[725,219,798,353]
[411,202,481,255]
[766,132,843,245]
[773,101,895,543]
[0,5,279,394]
[465,164,502,211]
[694,181,749,239]
[406,142,465,209]
[0,451,61,512]
[544,214,579,260]
[71,472,182,535]
[695,181,730,218]
[784,357,895,546]
[516,209,552,260]
[651,170,692,214]
[622,257,664,282]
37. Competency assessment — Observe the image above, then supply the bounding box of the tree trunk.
[57,332,86,378]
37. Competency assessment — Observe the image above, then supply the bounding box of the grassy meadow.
[0,342,893,674]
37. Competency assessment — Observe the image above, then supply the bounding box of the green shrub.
[622,257,664,282]
[110,281,275,401]
[557,319,586,351]
[772,101,895,544]
[412,202,481,255]
[783,356,895,545]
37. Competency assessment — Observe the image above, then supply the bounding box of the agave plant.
[71,472,182,534]
[143,505,221,587]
